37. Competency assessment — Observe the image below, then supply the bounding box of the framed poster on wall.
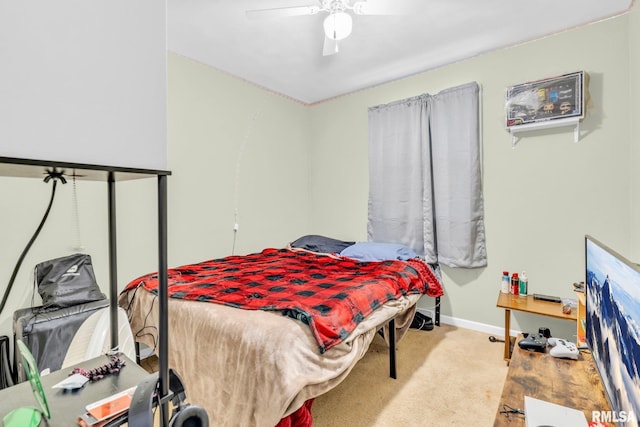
[505,71,585,128]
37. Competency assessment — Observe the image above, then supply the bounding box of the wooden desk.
[496,293,576,362]
[0,354,151,426]
[494,337,611,426]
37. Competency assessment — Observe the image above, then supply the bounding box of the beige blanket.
[120,288,418,427]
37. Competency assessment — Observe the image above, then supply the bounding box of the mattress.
[119,248,443,426]
[121,286,419,426]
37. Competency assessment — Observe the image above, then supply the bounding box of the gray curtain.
[367,82,487,268]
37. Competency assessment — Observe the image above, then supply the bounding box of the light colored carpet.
[311,324,509,427]
[143,324,508,426]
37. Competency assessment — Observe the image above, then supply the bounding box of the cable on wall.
[231,98,267,255]
[71,175,85,251]
[0,170,67,315]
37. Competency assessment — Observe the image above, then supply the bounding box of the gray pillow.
[290,235,355,254]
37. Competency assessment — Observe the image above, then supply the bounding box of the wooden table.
[496,292,576,362]
[494,335,611,426]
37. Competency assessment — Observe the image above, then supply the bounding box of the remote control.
[533,293,562,303]
[547,338,579,360]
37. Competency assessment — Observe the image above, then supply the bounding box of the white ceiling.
[168,0,633,105]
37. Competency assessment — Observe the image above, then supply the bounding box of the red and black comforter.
[123,248,443,353]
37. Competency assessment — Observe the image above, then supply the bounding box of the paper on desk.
[52,373,89,390]
[524,396,587,427]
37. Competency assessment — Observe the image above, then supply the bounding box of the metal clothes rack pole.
[157,174,170,423]
[107,172,119,351]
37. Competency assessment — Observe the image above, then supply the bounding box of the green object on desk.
[3,407,43,427]
[3,340,51,427]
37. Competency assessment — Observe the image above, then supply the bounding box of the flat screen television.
[585,235,640,424]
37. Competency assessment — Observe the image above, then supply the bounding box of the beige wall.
[309,12,635,337]
[0,10,637,341]
[165,55,312,266]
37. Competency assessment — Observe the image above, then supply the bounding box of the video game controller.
[547,337,579,360]
[518,333,547,352]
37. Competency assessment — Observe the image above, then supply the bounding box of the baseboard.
[439,314,521,339]
[415,308,521,339]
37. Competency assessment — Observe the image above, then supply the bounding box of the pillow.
[35,253,106,309]
[289,235,355,254]
[339,242,417,262]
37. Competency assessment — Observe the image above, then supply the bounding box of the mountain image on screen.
[586,239,640,423]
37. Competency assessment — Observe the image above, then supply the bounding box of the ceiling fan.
[246,0,407,56]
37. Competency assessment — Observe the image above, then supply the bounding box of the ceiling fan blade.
[246,5,320,19]
[323,36,339,56]
[352,0,411,15]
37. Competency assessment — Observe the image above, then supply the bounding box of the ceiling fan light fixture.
[323,11,352,41]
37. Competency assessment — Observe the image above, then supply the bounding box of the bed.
[118,237,444,427]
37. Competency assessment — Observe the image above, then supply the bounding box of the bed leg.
[388,317,397,379]
[435,296,441,326]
